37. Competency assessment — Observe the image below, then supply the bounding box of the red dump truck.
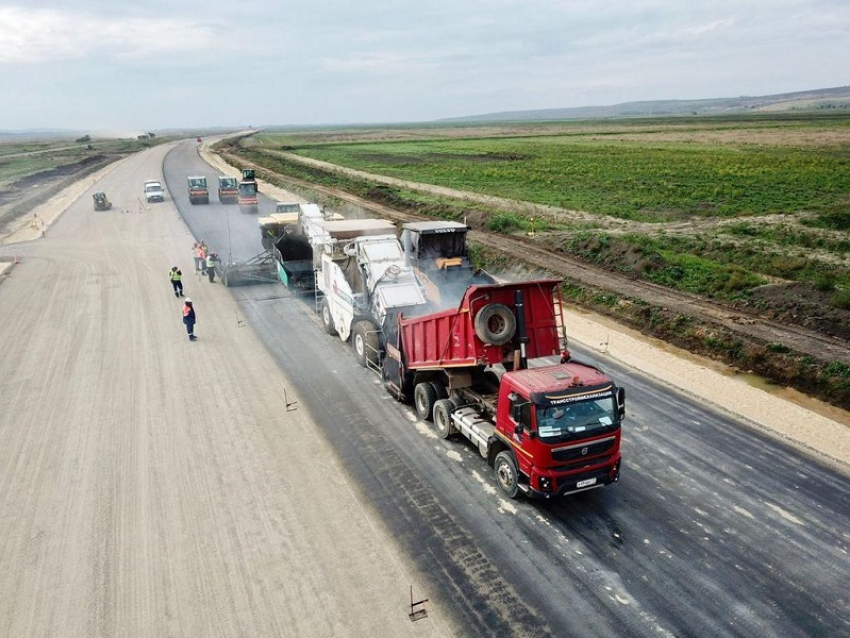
[381,279,624,499]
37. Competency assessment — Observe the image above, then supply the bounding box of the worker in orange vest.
[182,298,197,341]
[194,241,206,272]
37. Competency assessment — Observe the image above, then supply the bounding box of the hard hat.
[185,298,192,303]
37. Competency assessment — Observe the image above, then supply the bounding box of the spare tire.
[473,303,516,346]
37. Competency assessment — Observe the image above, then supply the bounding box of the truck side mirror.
[617,387,626,420]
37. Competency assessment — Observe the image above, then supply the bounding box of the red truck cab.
[492,361,624,498]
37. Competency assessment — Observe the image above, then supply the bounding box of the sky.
[1,0,848,133]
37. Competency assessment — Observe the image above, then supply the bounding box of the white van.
[144,181,165,203]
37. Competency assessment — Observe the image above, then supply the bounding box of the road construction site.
[0,139,848,638]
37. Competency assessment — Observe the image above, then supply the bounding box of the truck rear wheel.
[432,399,456,439]
[321,299,337,336]
[430,381,448,400]
[414,382,438,421]
[353,321,380,367]
[494,451,520,499]
[474,303,517,346]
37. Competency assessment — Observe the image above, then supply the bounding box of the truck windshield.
[536,396,618,442]
[421,232,467,259]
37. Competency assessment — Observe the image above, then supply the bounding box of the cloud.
[320,51,440,74]
[682,19,734,36]
[0,6,218,64]
[2,0,849,129]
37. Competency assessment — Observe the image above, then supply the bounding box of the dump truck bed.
[398,279,563,369]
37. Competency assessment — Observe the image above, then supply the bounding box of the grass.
[561,232,770,299]
[0,137,160,188]
[244,118,850,223]
[800,200,850,231]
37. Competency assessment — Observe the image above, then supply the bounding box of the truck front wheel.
[433,399,456,439]
[494,451,520,499]
[414,382,438,421]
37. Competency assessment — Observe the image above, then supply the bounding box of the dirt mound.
[736,282,850,340]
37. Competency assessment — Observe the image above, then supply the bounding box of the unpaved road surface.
[0,144,454,638]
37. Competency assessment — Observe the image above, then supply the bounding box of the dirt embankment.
[0,154,128,239]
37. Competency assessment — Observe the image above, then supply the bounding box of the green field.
[234,116,850,305]
[247,115,850,220]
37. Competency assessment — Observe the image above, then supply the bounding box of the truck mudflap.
[524,459,621,499]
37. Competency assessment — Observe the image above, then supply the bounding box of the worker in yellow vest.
[169,266,184,297]
[205,253,219,283]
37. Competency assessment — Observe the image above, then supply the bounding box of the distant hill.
[442,86,850,123]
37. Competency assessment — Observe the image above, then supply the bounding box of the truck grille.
[551,436,616,463]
